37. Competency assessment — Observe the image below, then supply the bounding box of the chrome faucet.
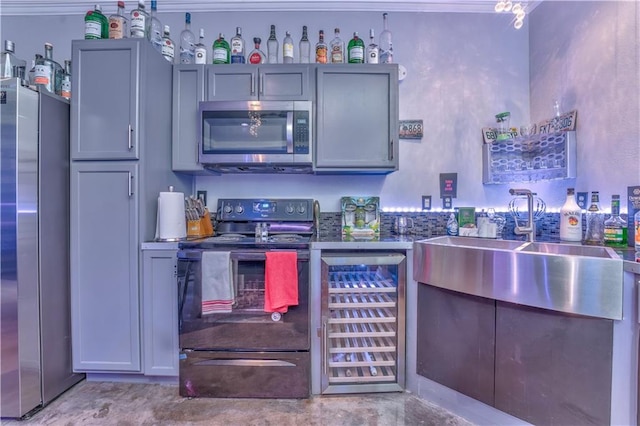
[509,188,535,242]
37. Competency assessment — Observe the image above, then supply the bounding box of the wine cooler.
[319,251,406,394]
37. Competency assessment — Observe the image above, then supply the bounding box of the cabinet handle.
[128,124,133,150]
[389,139,394,161]
[250,73,256,96]
[128,172,133,197]
[259,73,264,96]
[322,320,328,375]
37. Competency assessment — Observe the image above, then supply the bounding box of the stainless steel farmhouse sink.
[413,237,624,320]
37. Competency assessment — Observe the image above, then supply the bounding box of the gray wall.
[1,2,637,212]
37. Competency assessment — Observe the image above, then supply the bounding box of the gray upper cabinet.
[71,40,139,160]
[314,64,399,173]
[205,64,311,101]
[172,65,205,173]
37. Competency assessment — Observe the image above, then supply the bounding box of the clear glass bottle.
[299,26,310,64]
[147,0,163,52]
[212,33,230,64]
[85,4,109,39]
[604,195,627,247]
[1,40,26,79]
[315,30,327,64]
[282,31,294,64]
[584,191,604,245]
[559,187,582,242]
[329,28,344,63]
[179,12,196,64]
[446,213,459,236]
[161,25,175,63]
[129,0,148,38]
[379,12,393,63]
[60,60,72,99]
[108,1,128,39]
[267,25,278,64]
[230,27,245,64]
[248,37,266,64]
[194,28,207,64]
[366,29,379,64]
[347,32,365,64]
[28,54,42,85]
[34,43,63,95]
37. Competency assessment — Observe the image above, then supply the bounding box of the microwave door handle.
[286,111,294,153]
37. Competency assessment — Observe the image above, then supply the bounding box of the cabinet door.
[71,40,139,160]
[172,65,205,172]
[315,65,398,172]
[71,162,140,372]
[206,65,256,100]
[259,65,310,100]
[142,249,179,377]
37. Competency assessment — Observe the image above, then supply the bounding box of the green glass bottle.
[85,4,109,39]
[347,32,365,63]
[212,33,230,64]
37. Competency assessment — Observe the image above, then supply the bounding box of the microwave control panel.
[293,111,310,154]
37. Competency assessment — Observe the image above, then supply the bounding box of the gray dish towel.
[201,251,234,315]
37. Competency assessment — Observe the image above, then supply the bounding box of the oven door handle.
[231,250,310,261]
[194,359,297,367]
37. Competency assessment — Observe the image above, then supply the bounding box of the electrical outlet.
[422,195,432,210]
[196,190,207,207]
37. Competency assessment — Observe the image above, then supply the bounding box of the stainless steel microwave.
[198,100,313,173]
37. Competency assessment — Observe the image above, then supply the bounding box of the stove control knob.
[297,204,306,214]
[223,204,233,214]
[285,204,295,214]
[235,205,244,214]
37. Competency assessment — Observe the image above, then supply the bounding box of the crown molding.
[0,0,541,16]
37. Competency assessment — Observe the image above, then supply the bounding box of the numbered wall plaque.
[399,120,423,139]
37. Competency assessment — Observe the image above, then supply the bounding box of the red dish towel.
[264,251,299,314]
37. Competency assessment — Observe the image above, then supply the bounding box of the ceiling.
[1,0,541,16]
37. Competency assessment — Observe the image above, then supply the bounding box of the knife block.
[187,209,214,239]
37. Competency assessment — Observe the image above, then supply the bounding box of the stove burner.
[209,234,246,242]
[268,234,307,243]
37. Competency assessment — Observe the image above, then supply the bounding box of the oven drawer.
[179,350,310,398]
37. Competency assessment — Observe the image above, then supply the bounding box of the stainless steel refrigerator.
[1,78,84,419]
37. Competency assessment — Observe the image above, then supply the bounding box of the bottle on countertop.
[129,0,148,38]
[34,43,63,95]
[147,0,163,52]
[329,27,344,63]
[347,32,365,63]
[160,25,175,63]
[194,28,207,64]
[366,29,379,64]
[108,1,128,39]
[299,26,310,64]
[179,13,196,64]
[560,187,583,242]
[315,30,327,64]
[1,40,26,79]
[60,60,72,99]
[282,31,294,64]
[85,4,109,39]
[212,33,230,64]
[230,27,245,63]
[248,37,266,64]
[446,213,459,236]
[604,195,627,247]
[583,191,604,246]
[267,25,278,64]
[379,12,393,63]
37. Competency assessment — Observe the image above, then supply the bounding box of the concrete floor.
[2,380,475,425]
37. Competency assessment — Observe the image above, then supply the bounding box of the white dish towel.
[200,251,234,315]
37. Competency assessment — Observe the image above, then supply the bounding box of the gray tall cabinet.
[70,39,190,373]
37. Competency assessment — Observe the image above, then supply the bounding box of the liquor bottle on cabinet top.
[347,32,364,63]
[379,12,393,63]
[129,0,148,38]
[315,30,327,63]
[267,25,278,64]
[60,60,72,99]
[108,1,128,39]
[366,29,379,64]
[248,37,266,64]
[34,43,63,95]
[179,13,196,64]
[212,33,230,64]
[282,31,294,64]
[161,25,175,62]
[1,40,26,79]
[584,191,604,246]
[560,187,582,242]
[329,28,344,63]
[604,195,627,247]
[147,0,163,52]
[85,4,109,39]
[230,27,245,64]
[28,54,42,85]
[194,28,207,64]
[299,26,310,64]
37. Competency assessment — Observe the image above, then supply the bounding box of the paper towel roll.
[155,190,186,241]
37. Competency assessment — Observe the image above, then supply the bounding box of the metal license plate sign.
[537,110,577,134]
[399,120,423,139]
